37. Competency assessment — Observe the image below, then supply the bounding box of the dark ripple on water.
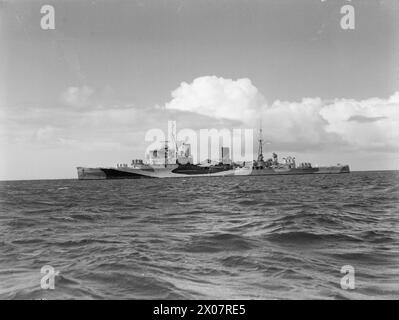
[0,171,398,299]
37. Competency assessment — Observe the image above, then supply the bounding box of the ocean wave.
[183,233,256,253]
[56,238,125,247]
[266,231,363,244]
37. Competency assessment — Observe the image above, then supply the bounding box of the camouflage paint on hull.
[77,164,350,180]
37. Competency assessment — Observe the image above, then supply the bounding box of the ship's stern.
[77,167,106,180]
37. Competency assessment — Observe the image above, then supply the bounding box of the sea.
[0,171,398,300]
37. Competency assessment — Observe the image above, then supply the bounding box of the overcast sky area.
[1,0,399,180]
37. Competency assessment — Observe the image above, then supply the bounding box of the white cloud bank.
[3,79,399,154]
[320,93,399,150]
[165,76,399,151]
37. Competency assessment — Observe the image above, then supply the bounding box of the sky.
[1,0,399,180]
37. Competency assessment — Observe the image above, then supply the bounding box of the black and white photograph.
[0,0,398,305]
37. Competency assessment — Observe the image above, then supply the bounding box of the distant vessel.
[233,128,350,176]
[77,130,350,179]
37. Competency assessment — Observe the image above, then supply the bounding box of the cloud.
[347,115,387,123]
[4,79,399,154]
[61,86,94,108]
[320,93,399,150]
[0,94,230,154]
[164,76,399,152]
[35,125,57,142]
[261,98,334,149]
[165,76,265,123]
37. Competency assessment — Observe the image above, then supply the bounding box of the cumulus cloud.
[165,76,265,123]
[5,79,399,154]
[61,86,94,108]
[320,93,399,150]
[164,76,399,152]
[261,98,334,149]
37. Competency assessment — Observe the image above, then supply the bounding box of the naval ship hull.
[77,164,350,180]
[77,164,237,179]
[234,165,350,176]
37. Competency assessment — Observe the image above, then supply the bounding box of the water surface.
[0,171,398,299]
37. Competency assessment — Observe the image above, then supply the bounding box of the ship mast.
[163,140,169,167]
[168,121,178,165]
[257,127,264,162]
[171,123,178,164]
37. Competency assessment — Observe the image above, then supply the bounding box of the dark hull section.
[172,164,233,175]
[101,168,154,179]
[77,167,154,180]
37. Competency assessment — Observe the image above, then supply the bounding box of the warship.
[77,130,350,179]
